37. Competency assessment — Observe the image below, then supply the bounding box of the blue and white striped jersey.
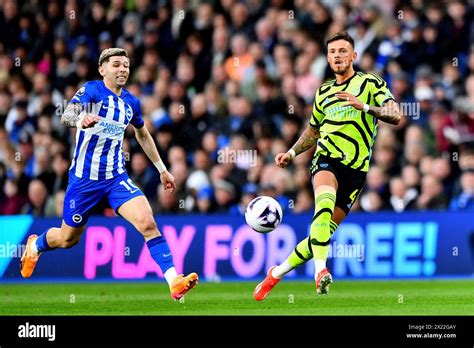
[68,80,144,180]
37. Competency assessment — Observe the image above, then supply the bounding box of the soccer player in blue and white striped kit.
[20,48,198,300]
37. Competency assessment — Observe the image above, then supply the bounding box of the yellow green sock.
[288,237,313,268]
[288,221,339,268]
[310,189,336,260]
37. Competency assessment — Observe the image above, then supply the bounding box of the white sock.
[314,259,326,276]
[164,267,178,286]
[30,239,39,256]
[271,260,293,279]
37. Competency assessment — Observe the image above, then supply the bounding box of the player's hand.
[80,115,100,129]
[160,171,176,193]
[275,152,292,168]
[335,91,364,110]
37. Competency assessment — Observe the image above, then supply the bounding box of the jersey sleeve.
[130,96,145,129]
[369,73,395,107]
[309,88,324,128]
[69,81,95,107]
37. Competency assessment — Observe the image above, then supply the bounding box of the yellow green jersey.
[309,71,395,172]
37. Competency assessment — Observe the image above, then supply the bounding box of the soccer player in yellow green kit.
[254,32,401,300]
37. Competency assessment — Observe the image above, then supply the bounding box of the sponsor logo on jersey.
[349,87,359,96]
[99,121,125,136]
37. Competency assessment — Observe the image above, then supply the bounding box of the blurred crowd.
[0,0,474,217]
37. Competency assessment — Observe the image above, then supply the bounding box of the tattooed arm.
[275,126,320,168]
[61,103,100,128]
[291,126,321,155]
[365,100,401,125]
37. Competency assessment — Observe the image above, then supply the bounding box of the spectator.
[224,34,253,82]
[6,100,35,145]
[156,183,179,214]
[130,152,158,200]
[389,177,417,212]
[293,187,313,214]
[45,190,65,217]
[402,164,421,193]
[430,157,455,197]
[230,182,258,215]
[416,175,448,210]
[180,93,212,152]
[295,53,320,103]
[360,190,384,212]
[195,186,215,213]
[439,96,474,153]
[0,178,28,215]
[211,27,230,67]
[1,1,474,216]
[366,165,389,201]
[213,180,236,213]
[193,148,211,172]
[170,160,189,205]
[449,169,474,211]
[22,179,49,216]
[459,149,474,171]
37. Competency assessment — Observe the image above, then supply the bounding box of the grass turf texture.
[0,280,472,315]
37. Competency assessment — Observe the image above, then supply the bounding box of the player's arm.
[61,103,100,128]
[291,126,321,156]
[275,126,321,168]
[276,87,323,168]
[134,125,176,192]
[335,91,401,125]
[336,82,401,125]
[365,100,401,125]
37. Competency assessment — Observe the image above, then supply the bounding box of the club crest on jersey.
[76,87,85,97]
[126,106,133,121]
[71,87,86,102]
[72,214,82,223]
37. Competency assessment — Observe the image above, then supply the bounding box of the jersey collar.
[101,80,124,97]
[333,71,357,86]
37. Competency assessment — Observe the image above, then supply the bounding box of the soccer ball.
[245,196,283,233]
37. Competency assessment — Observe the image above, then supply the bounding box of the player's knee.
[136,215,157,235]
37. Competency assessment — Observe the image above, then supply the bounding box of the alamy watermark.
[399,102,420,120]
[55,100,98,117]
[217,147,258,167]
[327,241,365,261]
[0,242,26,258]
[379,101,420,120]
[18,322,56,342]
[328,101,420,120]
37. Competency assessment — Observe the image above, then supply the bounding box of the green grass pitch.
[1,280,473,315]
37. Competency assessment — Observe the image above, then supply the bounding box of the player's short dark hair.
[98,48,129,66]
[326,31,355,48]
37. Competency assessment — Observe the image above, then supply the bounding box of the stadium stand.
[0,0,473,216]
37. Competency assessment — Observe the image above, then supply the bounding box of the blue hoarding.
[0,212,472,280]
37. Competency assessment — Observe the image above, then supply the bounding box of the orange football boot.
[170,273,199,300]
[253,266,281,301]
[20,235,40,278]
